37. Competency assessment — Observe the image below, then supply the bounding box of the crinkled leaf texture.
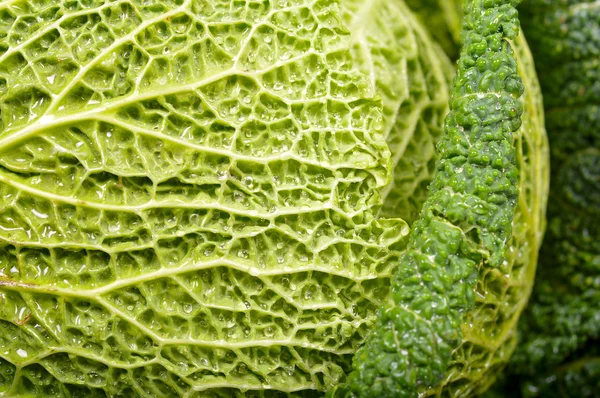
[339,0,454,226]
[485,1,600,396]
[402,1,550,396]
[0,0,453,396]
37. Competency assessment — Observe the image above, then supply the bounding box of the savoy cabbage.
[0,0,548,397]
[0,0,449,395]
[401,0,550,395]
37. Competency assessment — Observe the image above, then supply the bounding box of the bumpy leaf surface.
[340,0,453,225]
[0,0,460,396]
[332,0,534,396]
[0,0,413,396]
[490,1,600,396]
[403,1,550,395]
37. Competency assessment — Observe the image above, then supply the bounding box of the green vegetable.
[340,0,454,226]
[0,0,550,396]
[405,0,550,395]
[0,0,454,396]
[487,1,600,396]
[331,0,544,396]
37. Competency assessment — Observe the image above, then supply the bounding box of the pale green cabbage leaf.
[0,0,451,396]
